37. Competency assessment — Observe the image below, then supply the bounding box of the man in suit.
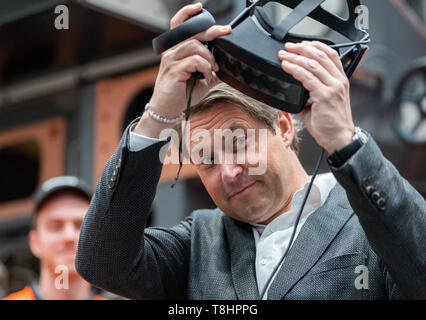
[76,4,426,299]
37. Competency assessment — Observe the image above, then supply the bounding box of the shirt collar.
[251,173,336,236]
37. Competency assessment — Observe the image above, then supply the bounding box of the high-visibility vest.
[2,286,36,300]
[2,286,107,300]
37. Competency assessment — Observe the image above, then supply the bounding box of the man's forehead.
[190,103,260,132]
[37,205,88,222]
[37,192,89,216]
[191,121,248,138]
[42,211,85,220]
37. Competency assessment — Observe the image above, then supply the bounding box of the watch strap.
[327,127,367,167]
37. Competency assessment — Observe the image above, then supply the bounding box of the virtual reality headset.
[153,0,370,114]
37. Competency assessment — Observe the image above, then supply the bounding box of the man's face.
[190,102,298,225]
[29,191,89,275]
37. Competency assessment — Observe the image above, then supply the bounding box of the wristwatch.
[327,127,368,168]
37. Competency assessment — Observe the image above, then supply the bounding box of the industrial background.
[0,0,425,297]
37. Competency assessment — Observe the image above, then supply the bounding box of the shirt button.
[260,259,267,265]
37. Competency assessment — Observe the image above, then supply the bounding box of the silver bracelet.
[144,103,184,124]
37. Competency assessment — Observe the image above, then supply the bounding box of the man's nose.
[62,223,78,241]
[221,163,243,183]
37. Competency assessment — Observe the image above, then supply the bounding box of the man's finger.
[310,41,346,75]
[211,72,221,86]
[281,60,323,93]
[279,50,337,87]
[170,3,203,29]
[284,42,342,79]
[177,55,214,82]
[190,25,232,42]
[172,39,219,72]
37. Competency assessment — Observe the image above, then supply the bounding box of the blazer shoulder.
[189,208,227,231]
[190,208,224,222]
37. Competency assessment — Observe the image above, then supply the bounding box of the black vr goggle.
[153,0,370,113]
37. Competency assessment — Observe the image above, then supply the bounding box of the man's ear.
[274,111,294,149]
[28,230,41,259]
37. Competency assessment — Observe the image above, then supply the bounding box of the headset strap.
[271,0,326,41]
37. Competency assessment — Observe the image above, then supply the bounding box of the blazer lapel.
[223,215,260,300]
[267,184,355,300]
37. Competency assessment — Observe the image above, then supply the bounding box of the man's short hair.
[175,83,304,155]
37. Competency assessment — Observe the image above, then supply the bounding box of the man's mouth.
[229,181,257,198]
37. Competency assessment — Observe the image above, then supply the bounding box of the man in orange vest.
[3,176,106,300]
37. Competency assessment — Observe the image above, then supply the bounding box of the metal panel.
[81,0,170,32]
[0,0,66,27]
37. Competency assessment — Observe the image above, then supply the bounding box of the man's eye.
[74,220,83,230]
[200,155,214,167]
[202,157,212,164]
[234,136,246,151]
[47,221,62,231]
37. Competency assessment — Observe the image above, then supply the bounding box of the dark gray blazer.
[76,120,426,299]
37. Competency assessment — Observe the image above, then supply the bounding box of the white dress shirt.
[128,129,337,299]
[251,172,336,298]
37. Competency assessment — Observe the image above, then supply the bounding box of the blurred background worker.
[2,176,106,300]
